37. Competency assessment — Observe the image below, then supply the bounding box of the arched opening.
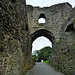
[38,14,46,23]
[65,23,74,32]
[38,18,46,23]
[31,29,55,44]
[32,36,52,53]
[31,29,55,62]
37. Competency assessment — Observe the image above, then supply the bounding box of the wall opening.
[31,29,55,62]
[65,24,74,32]
[26,23,28,31]
[38,14,46,23]
[32,36,52,53]
[32,36,52,62]
[38,18,46,23]
[0,47,4,52]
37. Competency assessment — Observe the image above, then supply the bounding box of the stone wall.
[0,0,34,75]
[60,13,75,75]
[26,3,73,39]
[0,1,75,75]
[49,12,75,75]
[26,3,75,75]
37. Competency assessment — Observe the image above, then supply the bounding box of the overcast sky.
[26,0,75,7]
[26,0,75,53]
[32,36,52,53]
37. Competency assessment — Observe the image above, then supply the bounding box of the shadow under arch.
[31,29,55,45]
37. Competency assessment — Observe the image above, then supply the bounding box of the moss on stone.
[72,18,75,23]
[56,39,60,44]
[73,45,75,51]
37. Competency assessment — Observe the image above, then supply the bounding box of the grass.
[43,60,49,63]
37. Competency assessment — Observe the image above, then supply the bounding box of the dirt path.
[26,62,65,75]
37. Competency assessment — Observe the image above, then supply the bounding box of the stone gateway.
[0,0,75,75]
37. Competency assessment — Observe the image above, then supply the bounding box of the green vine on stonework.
[72,18,75,23]
[56,39,60,44]
[73,45,75,51]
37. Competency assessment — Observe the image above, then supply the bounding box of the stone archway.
[31,29,55,52]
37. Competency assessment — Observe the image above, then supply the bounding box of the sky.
[32,36,52,53]
[26,0,75,52]
[26,0,75,8]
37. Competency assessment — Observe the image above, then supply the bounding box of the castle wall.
[0,0,34,75]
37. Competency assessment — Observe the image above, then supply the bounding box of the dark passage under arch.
[31,29,55,44]
[65,23,74,32]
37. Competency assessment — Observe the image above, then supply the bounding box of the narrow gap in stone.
[11,0,16,3]
[39,14,45,19]
[66,24,74,32]
[26,23,28,31]
[0,47,4,52]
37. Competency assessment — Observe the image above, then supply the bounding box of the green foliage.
[56,39,60,44]
[73,45,75,50]
[43,60,49,63]
[32,55,37,61]
[32,46,52,62]
[0,52,3,55]
[72,18,75,23]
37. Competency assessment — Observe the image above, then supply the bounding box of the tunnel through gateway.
[31,29,55,45]
[31,29,55,62]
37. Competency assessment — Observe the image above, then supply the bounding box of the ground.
[26,62,65,75]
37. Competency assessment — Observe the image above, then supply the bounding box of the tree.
[32,46,52,62]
